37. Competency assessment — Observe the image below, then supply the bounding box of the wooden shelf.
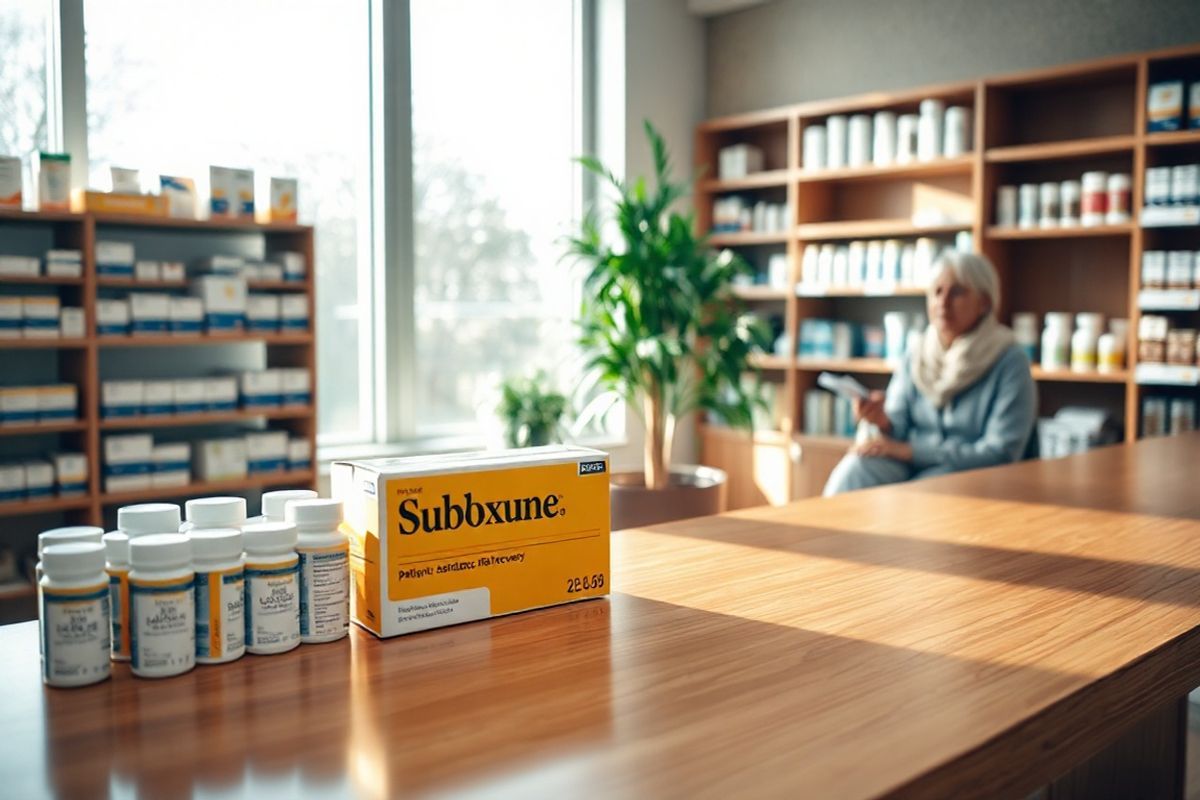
[1031,366,1129,383]
[700,422,790,447]
[0,208,84,224]
[986,224,1133,240]
[748,353,796,370]
[793,433,854,449]
[796,220,969,241]
[984,135,1136,163]
[247,281,309,292]
[1143,130,1200,148]
[96,277,187,289]
[699,170,793,192]
[97,332,311,347]
[796,285,926,298]
[732,285,789,301]
[797,156,973,184]
[101,470,316,505]
[709,231,790,247]
[91,212,311,234]
[100,407,312,430]
[0,338,89,349]
[0,582,35,601]
[0,275,82,286]
[796,357,893,374]
[0,495,91,518]
[0,421,86,437]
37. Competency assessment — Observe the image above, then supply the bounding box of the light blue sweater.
[885,343,1038,471]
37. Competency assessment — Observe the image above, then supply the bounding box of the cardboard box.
[22,295,60,338]
[96,241,135,278]
[59,307,85,338]
[210,166,235,217]
[173,379,206,414]
[192,275,247,333]
[194,437,248,481]
[288,438,312,471]
[195,255,244,275]
[244,430,288,474]
[45,250,82,278]
[52,452,88,496]
[101,380,144,418]
[270,177,298,223]
[142,380,175,415]
[160,261,186,282]
[134,260,161,282]
[240,370,282,409]
[204,377,238,412]
[280,368,311,406]
[280,294,308,331]
[258,262,284,282]
[0,255,39,277]
[274,252,306,282]
[22,460,54,498]
[129,292,170,335]
[332,445,610,638]
[37,152,71,211]
[71,190,167,217]
[104,433,154,492]
[245,294,280,332]
[0,387,38,425]
[169,296,204,335]
[0,463,25,501]
[0,296,22,338]
[37,384,76,422]
[232,168,255,218]
[152,443,191,488]
[96,299,131,336]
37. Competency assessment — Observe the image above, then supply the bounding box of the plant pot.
[610,465,728,531]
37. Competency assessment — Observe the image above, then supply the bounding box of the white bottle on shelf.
[917,99,944,162]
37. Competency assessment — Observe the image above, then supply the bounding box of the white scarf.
[909,316,1015,408]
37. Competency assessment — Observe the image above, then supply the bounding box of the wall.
[706,0,1200,116]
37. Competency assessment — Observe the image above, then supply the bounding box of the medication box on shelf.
[104,433,153,492]
[274,252,306,282]
[152,443,191,488]
[169,296,204,335]
[173,379,206,414]
[96,241,135,278]
[37,385,76,422]
[0,156,21,208]
[96,299,131,336]
[0,255,39,278]
[194,438,248,481]
[196,255,244,275]
[129,292,170,335]
[257,262,285,282]
[280,368,311,406]
[288,438,311,471]
[0,387,38,425]
[22,296,60,338]
[101,381,144,418]
[160,261,186,282]
[134,260,161,282]
[59,307,84,338]
[142,381,174,415]
[245,294,280,332]
[332,445,611,638]
[23,460,53,498]
[204,377,239,412]
[0,297,21,338]
[192,275,247,333]
[0,464,24,501]
[45,250,82,278]
[52,452,88,495]
[240,370,282,408]
[280,294,308,331]
[245,431,288,474]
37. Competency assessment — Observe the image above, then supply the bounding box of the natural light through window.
[0,0,49,164]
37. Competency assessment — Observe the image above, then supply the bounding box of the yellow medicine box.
[333,445,610,638]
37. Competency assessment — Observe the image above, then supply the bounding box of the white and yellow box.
[192,275,247,333]
[269,177,298,223]
[45,250,82,278]
[129,292,170,335]
[333,445,610,638]
[59,307,84,338]
[23,460,54,499]
[0,155,22,207]
[0,296,21,338]
[52,452,88,495]
[0,462,25,501]
[37,384,77,423]
[0,386,38,425]
[104,433,153,493]
[96,298,130,336]
[194,437,248,481]
[0,255,39,277]
[22,295,60,338]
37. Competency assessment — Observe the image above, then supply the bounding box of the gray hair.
[929,251,1000,315]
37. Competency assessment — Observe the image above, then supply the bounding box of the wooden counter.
[3,434,1200,798]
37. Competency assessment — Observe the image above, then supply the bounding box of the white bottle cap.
[129,533,192,570]
[189,528,244,561]
[38,526,104,557]
[285,498,342,530]
[42,542,106,579]
[261,489,318,521]
[118,503,182,536]
[185,496,247,528]
[102,531,130,564]
[243,522,298,554]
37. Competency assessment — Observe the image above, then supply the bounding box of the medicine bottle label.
[245,561,300,649]
[195,567,245,660]
[299,543,350,639]
[130,577,195,673]
[41,584,111,684]
[107,568,130,660]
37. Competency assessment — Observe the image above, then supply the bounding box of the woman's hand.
[853,436,913,462]
[852,390,891,433]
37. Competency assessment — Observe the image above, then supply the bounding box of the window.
[410,0,584,436]
[0,0,50,162]
[83,0,373,442]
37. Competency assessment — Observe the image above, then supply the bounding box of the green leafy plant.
[567,121,771,490]
[499,371,568,448]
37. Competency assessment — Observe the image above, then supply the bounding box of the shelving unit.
[0,209,318,616]
[696,43,1200,509]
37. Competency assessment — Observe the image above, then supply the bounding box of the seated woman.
[824,251,1036,496]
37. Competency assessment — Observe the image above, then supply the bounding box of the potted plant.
[568,121,770,529]
[498,371,568,448]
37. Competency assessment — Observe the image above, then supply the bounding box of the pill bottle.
[1018,184,1038,229]
[1038,182,1060,228]
[128,533,195,679]
[1011,312,1038,362]
[191,528,246,665]
[37,526,104,584]
[250,489,318,525]
[917,98,944,162]
[1070,313,1103,372]
[102,531,131,661]
[1059,180,1081,226]
[995,186,1017,227]
[287,499,349,644]
[1041,313,1072,371]
[242,522,301,655]
[1081,171,1108,226]
[118,503,181,537]
[40,542,111,688]
[182,496,246,533]
[1106,173,1131,224]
